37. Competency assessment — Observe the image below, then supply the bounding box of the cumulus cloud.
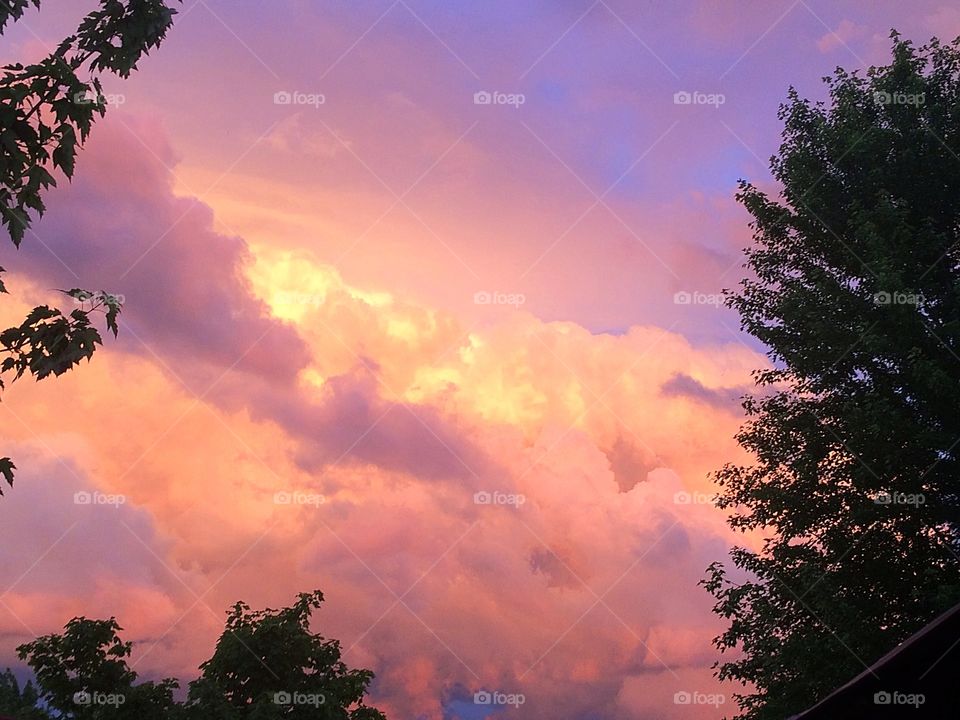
[13,115,311,393]
[660,372,747,410]
[0,442,192,677]
[0,116,768,718]
[6,2,954,713]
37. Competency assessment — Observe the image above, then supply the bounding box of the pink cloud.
[14,115,311,393]
[6,4,958,715]
[0,115,763,716]
[817,19,868,54]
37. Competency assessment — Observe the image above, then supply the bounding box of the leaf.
[63,287,94,302]
[0,0,181,499]
[0,457,15,490]
[102,291,122,337]
[51,129,75,178]
[2,205,30,246]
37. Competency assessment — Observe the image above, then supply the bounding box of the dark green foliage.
[0,1,179,491]
[1,0,180,244]
[78,1,179,78]
[17,617,179,720]
[2,299,104,385]
[703,33,960,720]
[14,592,387,719]
[0,1,40,33]
[185,590,387,719]
[0,668,50,719]
[0,287,122,495]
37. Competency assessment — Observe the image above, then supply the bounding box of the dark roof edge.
[786,599,960,719]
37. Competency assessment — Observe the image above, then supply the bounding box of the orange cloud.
[0,115,766,718]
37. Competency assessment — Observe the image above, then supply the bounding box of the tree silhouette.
[185,590,387,719]
[704,32,960,719]
[0,668,49,719]
[0,0,181,491]
[13,591,387,719]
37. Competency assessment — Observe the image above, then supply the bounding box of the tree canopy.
[0,0,181,492]
[11,591,387,719]
[704,32,960,720]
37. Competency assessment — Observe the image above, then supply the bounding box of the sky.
[0,2,958,719]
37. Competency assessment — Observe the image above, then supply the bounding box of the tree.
[185,590,387,720]
[0,668,50,719]
[13,591,387,719]
[16,617,179,719]
[703,32,960,719]
[0,0,181,492]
